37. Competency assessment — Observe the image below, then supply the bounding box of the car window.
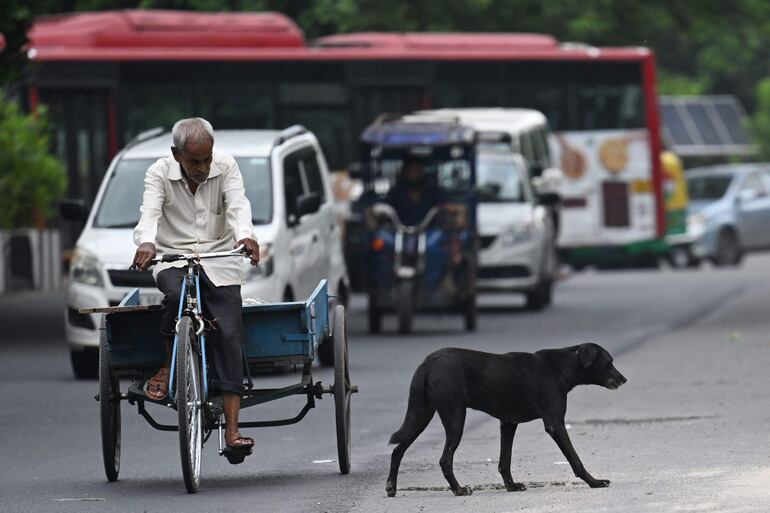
[283,152,303,221]
[93,157,273,228]
[687,174,733,200]
[519,133,535,164]
[93,158,155,228]
[740,172,767,197]
[299,148,327,203]
[235,157,272,224]
[476,153,528,203]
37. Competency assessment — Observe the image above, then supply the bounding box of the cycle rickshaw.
[81,247,357,493]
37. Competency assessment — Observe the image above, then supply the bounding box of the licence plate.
[139,292,163,306]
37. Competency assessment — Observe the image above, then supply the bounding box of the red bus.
[21,10,665,262]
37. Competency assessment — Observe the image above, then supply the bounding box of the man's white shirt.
[133,152,255,286]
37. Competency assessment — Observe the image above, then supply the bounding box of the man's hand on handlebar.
[237,238,260,266]
[132,242,157,271]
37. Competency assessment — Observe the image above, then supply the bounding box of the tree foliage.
[0,94,67,228]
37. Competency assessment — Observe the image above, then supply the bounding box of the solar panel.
[658,95,755,157]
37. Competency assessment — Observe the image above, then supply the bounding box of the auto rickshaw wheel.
[397,280,414,334]
[368,293,382,334]
[99,315,121,482]
[463,295,477,331]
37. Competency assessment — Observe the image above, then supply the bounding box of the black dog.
[386,343,627,497]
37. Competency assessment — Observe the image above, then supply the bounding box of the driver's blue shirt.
[385,184,446,226]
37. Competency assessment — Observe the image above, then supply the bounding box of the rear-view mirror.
[59,199,88,221]
[296,192,322,219]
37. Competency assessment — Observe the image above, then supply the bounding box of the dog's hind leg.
[499,422,526,492]
[544,422,610,488]
[386,377,436,497]
[437,404,472,496]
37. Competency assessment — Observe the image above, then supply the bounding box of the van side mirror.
[295,192,322,219]
[537,192,561,207]
[737,189,758,204]
[59,199,88,221]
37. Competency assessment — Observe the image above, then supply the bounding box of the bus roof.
[24,10,652,62]
[27,10,304,55]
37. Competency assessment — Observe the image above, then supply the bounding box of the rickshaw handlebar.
[150,245,248,264]
[371,203,441,234]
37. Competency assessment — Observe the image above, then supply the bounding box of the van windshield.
[93,157,272,228]
[476,154,529,203]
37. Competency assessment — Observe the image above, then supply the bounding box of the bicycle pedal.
[222,445,252,465]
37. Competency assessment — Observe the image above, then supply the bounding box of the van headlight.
[248,243,274,279]
[687,212,708,237]
[499,222,534,246]
[70,248,104,287]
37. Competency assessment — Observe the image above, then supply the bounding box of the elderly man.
[132,117,259,451]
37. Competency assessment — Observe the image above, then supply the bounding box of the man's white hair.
[172,117,215,149]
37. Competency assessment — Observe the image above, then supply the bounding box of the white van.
[62,127,349,378]
[403,108,562,308]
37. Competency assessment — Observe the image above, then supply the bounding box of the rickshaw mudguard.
[104,288,166,370]
[241,280,329,361]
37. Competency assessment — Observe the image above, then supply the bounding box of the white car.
[475,149,558,309]
[63,127,349,378]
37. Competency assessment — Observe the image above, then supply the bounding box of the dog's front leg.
[544,422,610,488]
[499,422,526,492]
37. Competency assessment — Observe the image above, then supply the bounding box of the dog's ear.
[577,344,599,368]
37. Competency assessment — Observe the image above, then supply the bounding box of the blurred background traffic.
[1,2,770,366]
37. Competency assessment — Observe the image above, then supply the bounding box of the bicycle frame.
[150,246,246,402]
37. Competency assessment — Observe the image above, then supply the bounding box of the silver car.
[686,164,770,266]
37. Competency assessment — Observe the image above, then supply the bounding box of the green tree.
[0,94,67,229]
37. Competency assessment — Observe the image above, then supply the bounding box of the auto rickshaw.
[356,118,479,334]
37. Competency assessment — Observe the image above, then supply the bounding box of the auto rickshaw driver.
[384,156,447,227]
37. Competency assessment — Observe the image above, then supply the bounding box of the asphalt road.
[2,255,770,512]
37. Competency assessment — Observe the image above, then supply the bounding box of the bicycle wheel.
[99,315,121,482]
[333,304,351,474]
[176,316,203,493]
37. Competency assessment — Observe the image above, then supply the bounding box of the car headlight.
[247,243,274,279]
[499,221,534,246]
[687,212,708,236]
[70,248,104,287]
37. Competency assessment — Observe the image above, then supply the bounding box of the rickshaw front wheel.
[176,316,203,494]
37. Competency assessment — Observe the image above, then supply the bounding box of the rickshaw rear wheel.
[176,316,203,494]
[333,304,352,474]
[397,281,414,334]
[99,315,121,482]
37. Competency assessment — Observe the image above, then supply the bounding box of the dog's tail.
[389,363,431,445]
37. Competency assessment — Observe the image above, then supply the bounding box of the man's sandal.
[226,433,254,449]
[223,434,254,465]
[145,367,170,400]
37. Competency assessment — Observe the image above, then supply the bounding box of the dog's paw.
[589,479,610,488]
[386,482,397,497]
[505,482,527,492]
[453,486,473,496]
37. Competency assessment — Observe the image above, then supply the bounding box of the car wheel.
[71,347,99,379]
[525,280,548,311]
[712,229,743,267]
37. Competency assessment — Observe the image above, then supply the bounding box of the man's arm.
[222,157,259,265]
[132,163,164,270]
